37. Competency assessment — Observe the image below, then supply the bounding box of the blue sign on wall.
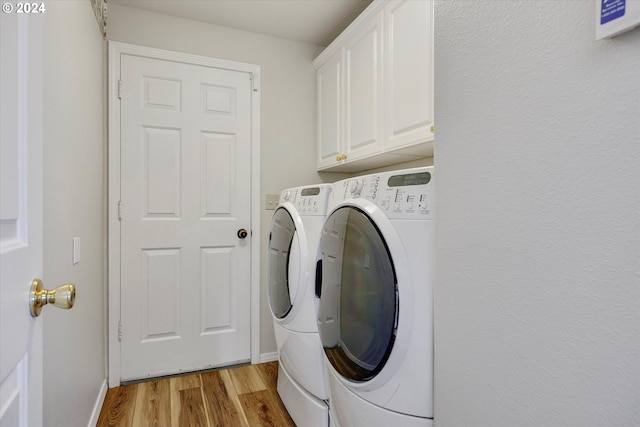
[601,0,626,24]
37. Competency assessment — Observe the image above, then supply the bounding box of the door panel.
[200,247,232,331]
[120,54,252,380]
[143,127,181,216]
[141,248,180,341]
[0,12,43,427]
[202,133,234,215]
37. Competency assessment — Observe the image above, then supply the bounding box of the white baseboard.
[88,378,108,427]
[260,352,279,363]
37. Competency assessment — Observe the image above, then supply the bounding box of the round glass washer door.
[316,206,397,382]
[268,207,301,320]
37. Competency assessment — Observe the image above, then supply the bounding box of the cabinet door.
[384,0,434,150]
[343,9,384,162]
[317,50,342,170]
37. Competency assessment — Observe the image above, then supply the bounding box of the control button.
[283,190,291,201]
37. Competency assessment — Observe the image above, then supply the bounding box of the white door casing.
[0,11,44,427]
[108,42,261,385]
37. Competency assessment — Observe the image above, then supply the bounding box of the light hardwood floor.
[97,361,296,427]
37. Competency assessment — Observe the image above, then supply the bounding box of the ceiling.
[108,0,374,47]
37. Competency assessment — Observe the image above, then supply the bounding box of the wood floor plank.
[169,373,201,392]
[130,379,171,427]
[170,384,180,427]
[255,361,279,391]
[261,389,296,427]
[170,374,202,426]
[176,387,209,427]
[201,370,247,427]
[228,365,267,395]
[98,363,295,427]
[219,369,251,427]
[238,389,296,427]
[96,383,138,427]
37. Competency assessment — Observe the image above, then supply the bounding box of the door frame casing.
[107,41,261,387]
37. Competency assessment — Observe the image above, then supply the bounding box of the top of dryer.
[331,166,434,220]
[279,183,332,216]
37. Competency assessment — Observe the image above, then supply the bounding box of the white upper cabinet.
[343,9,384,164]
[384,0,434,151]
[317,51,342,168]
[314,0,434,172]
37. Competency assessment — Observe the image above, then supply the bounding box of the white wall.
[107,4,349,357]
[43,2,107,426]
[434,1,639,425]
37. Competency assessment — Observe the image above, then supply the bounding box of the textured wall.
[43,2,107,426]
[433,1,639,425]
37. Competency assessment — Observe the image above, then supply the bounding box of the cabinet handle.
[430,124,435,133]
[336,155,342,161]
[342,154,347,161]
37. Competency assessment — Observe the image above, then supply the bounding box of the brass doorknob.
[237,229,248,239]
[29,279,76,317]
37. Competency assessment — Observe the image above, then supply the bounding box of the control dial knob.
[349,179,364,196]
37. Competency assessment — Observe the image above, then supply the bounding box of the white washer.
[268,184,332,427]
[316,167,434,427]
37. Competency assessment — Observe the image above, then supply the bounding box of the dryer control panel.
[279,184,332,216]
[337,167,434,220]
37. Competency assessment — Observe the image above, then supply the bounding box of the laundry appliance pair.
[268,166,434,427]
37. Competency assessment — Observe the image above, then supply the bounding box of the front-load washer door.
[268,207,301,320]
[317,206,397,382]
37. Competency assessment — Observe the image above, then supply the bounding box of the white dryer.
[316,167,434,427]
[268,184,332,427]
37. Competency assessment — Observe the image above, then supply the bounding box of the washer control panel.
[279,184,332,216]
[336,167,434,219]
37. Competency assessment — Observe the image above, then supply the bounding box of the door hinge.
[118,321,122,341]
[118,200,122,221]
[118,80,123,99]
[251,73,258,92]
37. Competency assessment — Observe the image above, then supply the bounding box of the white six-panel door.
[0,11,44,427]
[118,51,253,381]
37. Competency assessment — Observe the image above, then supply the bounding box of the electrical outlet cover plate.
[265,194,279,210]
[73,237,80,264]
